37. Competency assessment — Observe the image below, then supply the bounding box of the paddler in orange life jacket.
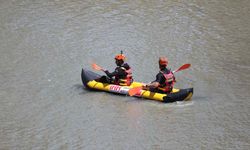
[103,51,133,86]
[143,57,176,93]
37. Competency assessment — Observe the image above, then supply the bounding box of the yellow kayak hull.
[81,69,193,103]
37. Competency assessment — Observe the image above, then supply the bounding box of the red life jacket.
[158,71,175,92]
[114,66,133,86]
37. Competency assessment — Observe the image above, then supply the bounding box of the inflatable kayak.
[81,68,193,103]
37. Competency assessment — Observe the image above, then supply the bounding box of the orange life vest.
[157,71,175,92]
[114,66,133,86]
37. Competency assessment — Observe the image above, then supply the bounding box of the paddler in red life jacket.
[143,56,176,93]
[103,51,133,86]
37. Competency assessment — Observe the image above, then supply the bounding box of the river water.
[1,0,249,150]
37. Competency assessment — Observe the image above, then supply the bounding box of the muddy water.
[1,0,249,149]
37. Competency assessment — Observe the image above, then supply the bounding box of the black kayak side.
[162,88,193,103]
[81,68,101,88]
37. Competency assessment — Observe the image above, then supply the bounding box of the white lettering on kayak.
[109,85,129,94]
[110,85,121,92]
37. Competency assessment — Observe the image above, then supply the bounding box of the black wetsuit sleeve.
[154,73,165,84]
[104,70,117,78]
[104,67,127,78]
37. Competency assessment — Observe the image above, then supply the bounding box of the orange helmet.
[115,51,126,60]
[159,57,168,66]
[115,54,126,60]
